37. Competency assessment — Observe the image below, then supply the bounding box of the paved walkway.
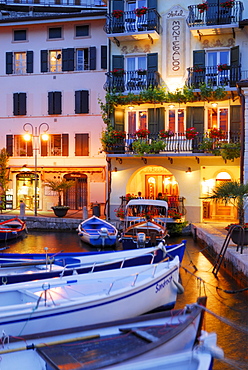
[1,210,247,283]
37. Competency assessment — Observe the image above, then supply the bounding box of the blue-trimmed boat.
[0,218,27,242]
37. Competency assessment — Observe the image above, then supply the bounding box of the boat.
[0,243,185,285]
[0,256,180,337]
[0,297,222,370]
[77,215,118,247]
[0,218,27,242]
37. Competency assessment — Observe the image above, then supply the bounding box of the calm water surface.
[1,231,248,370]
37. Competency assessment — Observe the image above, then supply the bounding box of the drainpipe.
[237,84,245,184]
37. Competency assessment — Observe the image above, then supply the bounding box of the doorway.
[64,174,87,210]
[17,172,39,210]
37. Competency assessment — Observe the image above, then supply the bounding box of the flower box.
[220,1,234,8]
[135,7,148,17]
[135,128,150,138]
[197,3,208,13]
[112,10,124,19]
[185,127,198,140]
[111,68,125,76]
[218,64,230,72]
[159,130,174,138]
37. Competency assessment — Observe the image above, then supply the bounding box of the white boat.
[0,256,180,337]
[0,244,175,285]
[0,298,221,370]
[77,215,118,247]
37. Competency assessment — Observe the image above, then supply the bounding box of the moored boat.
[0,256,180,337]
[77,215,118,247]
[0,218,27,242]
[0,297,221,370]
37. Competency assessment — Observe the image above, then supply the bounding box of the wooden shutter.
[101,45,107,69]
[89,47,96,70]
[41,50,48,72]
[147,53,158,87]
[75,133,89,156]
[41,139,48,156]
[6,135,13,156]
[148,108,159,134]
[62,48,74,71]
[112,55,124,70]
[157,107,165,132]
[75,90,89,114]
[48,92,53,114]
[147,0,157,8]
[18,93,26,115]
[186,107,204,134]
[114,109,124,131]
[193,50,205,68]
[6,52,13,74]
[13,93,19,115]
[62,133,69,156]
[230,46,240,87]
[48,91,62,114]
[230,106,241,133]
[112,0,124,11]
[26,51,33,73]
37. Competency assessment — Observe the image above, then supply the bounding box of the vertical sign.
[166,6,187,77]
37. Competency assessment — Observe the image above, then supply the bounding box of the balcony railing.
[104,9,161,35]
[104,70,161,93]
[0,0,105,7]
[186,65,241,88]
[187,1,243,27]
[104,131,241,155]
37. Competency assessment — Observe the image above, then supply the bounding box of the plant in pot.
[202,181,248,246]
[150,140,166,154]
[46,179,75,217]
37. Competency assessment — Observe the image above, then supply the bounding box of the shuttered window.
[48,27,62,39]
[6,135,13,156]
[101,46,107,69]
[75,90,89,114]
[48,91,62,115]
[62,48,74,71]
[89,47,96,70]
[13,93,26,115]
[75,134,89,156]
[75,25,89,37]
[13,30,27,41]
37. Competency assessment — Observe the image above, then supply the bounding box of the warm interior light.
[211,103,218,108]
[186,167,192,174]
[169,104,175,109]
[128,106,134,110]
[23,133,31,141]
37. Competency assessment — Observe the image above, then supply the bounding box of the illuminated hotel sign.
[166,6,187,77]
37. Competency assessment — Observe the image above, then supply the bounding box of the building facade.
[103,0,247,223]
[0,2,108,215]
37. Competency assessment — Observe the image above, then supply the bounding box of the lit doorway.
[17,172,39,210]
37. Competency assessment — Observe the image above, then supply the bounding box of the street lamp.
[23,123,49,216]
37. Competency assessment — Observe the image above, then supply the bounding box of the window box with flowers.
[135,7,148,16]
[218,64,230,72]
[209,128,225,140]
[159,130,174,139]
[114,208,125,219]
[220,1,234,8]
[112,10,124,19]
[197,2,208,13]
[101,128,126,153]
[168,209,182,220]
[111,68,125,76]
[185,127,198,140]
[193,66,205,73]
[135,128,150,138]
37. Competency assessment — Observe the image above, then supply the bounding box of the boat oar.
[0,259,55,268]
[0,334,100,354]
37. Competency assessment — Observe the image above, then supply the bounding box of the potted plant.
[135,128,150,139]
[112,10,124,19]
[132,139,151,155]
[111,68,125,76]
[159,130,174,139]
[218,64,230,72]
[135,7,148,16]
[150,140,166,154]
[220,1,234,8]
[208,128,225,140]
[197,2,208,13]
[185,127,198,139]
[46,179,75,217]
[202,181,248,245]
[101,127,126,153]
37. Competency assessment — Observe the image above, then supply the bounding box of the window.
[168,109,185,133]
[206,50,230,86]
[41,134,69,156]
[48,91,62,115]
[208,107,228,132]
[49,50,62,72]
[76,49,89,71]
[75,134,89,156]
[13,93,26,115]
[14,135,32,156]
[13,30,27,41]
[14,52,26,74]
[75,25,89,37]
[48,27,62,39]
[75,90,89,114]
[128,110,147,136]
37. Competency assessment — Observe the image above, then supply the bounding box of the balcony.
[186,65,241,89]
[187,1,243,36]
[104,131,241,155]
[104,9,161,42]
[104,70,161,93]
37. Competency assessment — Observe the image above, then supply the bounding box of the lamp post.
[23,123,49,216]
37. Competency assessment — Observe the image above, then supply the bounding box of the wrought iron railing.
[186,65,241,88]
[104,70,161,92]
[105,131,241,155]
[104,9,161,35]
[187,1,243,27]
[0,0,105,7]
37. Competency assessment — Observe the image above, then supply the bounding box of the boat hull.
[0,218,27,242]
[0,258,180,337]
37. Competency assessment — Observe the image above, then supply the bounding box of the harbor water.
[1,231,248,370]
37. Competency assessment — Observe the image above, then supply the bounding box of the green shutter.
[6,52,13,74]
[114,109,124,131]
[112,55,124,70]
[186,107,204,134]
[19,93,26,115]
[54,92,62,114]
[230,46,240,87]
[41,50,48,72]
[230,106,241,133]
[89,47,96,70]
[147,0,157,9]
[26,51,33,73]
[101,45,107,69]
[112,0,124,11]
[13,93,19,115]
